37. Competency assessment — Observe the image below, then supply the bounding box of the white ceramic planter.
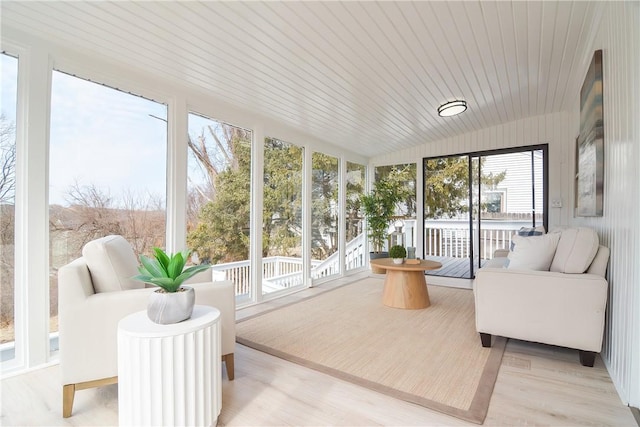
[147,286,195,324]
[393,258,404,264]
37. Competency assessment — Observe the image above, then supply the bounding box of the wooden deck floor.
[424,256,486,279]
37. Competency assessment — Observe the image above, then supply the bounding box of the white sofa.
[58,235,236,417]
[473,227,609,367]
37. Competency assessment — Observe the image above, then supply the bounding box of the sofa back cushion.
[507,232,560,271]
[550,227,599,274]
[587,245,609,277]
[82,235,143,293]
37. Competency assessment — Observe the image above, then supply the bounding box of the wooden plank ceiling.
[1,1,596,157]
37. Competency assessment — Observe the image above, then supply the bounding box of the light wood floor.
[1,274,636,427]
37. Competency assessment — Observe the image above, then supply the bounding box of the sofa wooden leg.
[63,384,75,418]
[223,353,235,380]
[579,350,596,367]
[480,332,492,348]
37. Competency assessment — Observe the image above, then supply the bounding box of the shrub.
[389,245,406,259]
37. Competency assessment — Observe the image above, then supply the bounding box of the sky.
[49,70,168,207]
[0,52,216,208]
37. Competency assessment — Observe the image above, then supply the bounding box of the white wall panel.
[566,1,640,408]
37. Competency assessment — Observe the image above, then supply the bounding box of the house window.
[263,137,303,295]
[311,152,339,279]
[346,162,366,271]
[49,71,167,350]
[0,53,18,362]
[483,191,506,213]
[186,113,252,298]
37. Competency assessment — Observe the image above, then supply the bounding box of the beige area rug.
[236,277,506,424]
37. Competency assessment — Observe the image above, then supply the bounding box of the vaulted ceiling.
[1,1,597,157]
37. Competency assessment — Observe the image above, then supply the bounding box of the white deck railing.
[211,227,517,296]
[311,233,365,279]
[210,234,366,296]
[424,227,516,260]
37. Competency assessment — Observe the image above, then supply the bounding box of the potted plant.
[389,245,406,264]
[133,247,211,324]
[360,178,404,272]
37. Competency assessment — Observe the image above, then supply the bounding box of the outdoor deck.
[424,256,487,279]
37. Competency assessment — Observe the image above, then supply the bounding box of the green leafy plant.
[360,178,405,252]
[389,245,407,259]
[133,247,211,293]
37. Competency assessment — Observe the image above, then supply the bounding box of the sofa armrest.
[474,268,608,352]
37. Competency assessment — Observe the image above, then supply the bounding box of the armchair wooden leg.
[62,377,117,418]
[579,350,596,367]
[63,384,75,418]
[223,353,234,380]
[480,332,492,348]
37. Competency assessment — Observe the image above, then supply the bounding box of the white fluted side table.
[117,305,221,427]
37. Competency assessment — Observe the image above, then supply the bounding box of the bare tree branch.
[0,115,16,204]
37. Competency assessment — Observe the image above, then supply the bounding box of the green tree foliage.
[311,153,339,260]
[375,163,416,218]
[360,171,410,252]
[424,157,506,219]
[262,138,303,257]
[345,162,366,242]
[185,125,506,265]
[187,128,251,263]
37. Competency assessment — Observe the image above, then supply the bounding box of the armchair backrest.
[81,235,143,293]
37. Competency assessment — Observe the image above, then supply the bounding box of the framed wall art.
[576,49,604,217]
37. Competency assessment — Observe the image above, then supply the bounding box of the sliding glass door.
[424,155,472,277]
[424,145,547,279]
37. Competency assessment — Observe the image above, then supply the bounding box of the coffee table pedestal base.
[382,270,431,309]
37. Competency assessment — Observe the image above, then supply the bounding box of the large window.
[346,161,366,271]
[0,53,18,362]
[186,113,252,298]
[1,47,369,374]
[311,153,339,279]
[49,71,167,348]
[262,137,303,295]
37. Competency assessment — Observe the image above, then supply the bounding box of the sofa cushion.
[550,227,599,274]
[82,235,143,293]
[509,226,546,250]
[517,226,546,236]
[507,232,560,271]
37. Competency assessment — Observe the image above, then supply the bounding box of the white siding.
[481,152,544,215]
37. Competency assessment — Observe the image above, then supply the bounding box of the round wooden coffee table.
[370,258,442,309]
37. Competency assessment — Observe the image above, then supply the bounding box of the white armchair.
[58,235,236,418]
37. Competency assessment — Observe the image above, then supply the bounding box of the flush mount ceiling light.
[437,100,467,117]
